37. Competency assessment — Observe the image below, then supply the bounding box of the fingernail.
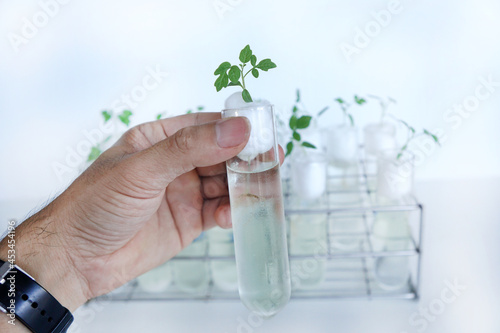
[215,117,250,148]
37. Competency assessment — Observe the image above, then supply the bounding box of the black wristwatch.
[0,259,74,333]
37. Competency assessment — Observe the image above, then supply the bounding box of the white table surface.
[1,178,499,333]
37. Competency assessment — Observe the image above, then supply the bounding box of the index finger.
[114,112,222,152]
[160,112,221,137]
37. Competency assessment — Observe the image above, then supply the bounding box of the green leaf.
[296,115,312,129]
[335,98,344,104]
[214,62,231,75]
[289,115,298,130]
[318,106,329,116]
[399,119,415,134]
[186,110,192,114]
[156,113,162,120]
[285,142,294,157]
[215,73,229,92]
[118,110,133,126]
[251,69,259,78]
[102,110,112,122]
[256,59,277,71]
[292,105,298,113]
[221,73,229,88]
[302,141,316,149]
[197,106,204,111]
[87,146,101,162]
[348,114,354,127]
[292,131,301,141]
[398,144,408,159]
[239,45,252,63]
[228,65,241,82]
[228,81,242,87]
[214,74,224,92]
[242,89,252,103]
[424,129,440,145]
[250,55,257,66]
[296,89,300,103]
[354,95,366,105]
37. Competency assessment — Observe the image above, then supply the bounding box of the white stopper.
[364,123,397,156]
[224,92,274,161]
[326,125,359,167]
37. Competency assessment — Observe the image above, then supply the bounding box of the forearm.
[0,202,89,330]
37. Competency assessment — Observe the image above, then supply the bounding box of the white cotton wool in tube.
[224,92,274,161]
[224,91,247,109]
[327,125,358,165]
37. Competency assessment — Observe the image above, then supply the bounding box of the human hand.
[0,112,283,314]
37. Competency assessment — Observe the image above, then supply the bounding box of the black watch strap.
[0,259,73,333]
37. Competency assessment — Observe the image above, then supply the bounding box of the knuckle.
[171,127,196,155]
[120,125,149,151]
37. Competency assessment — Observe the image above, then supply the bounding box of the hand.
[1,112,287,315]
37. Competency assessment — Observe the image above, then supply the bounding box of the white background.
[0,1,499,332]
[1,0,500,202]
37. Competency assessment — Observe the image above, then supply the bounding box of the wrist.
[0,202,90,312]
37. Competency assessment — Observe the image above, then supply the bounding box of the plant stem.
[243,68,253,78]
[398,132,424,159]
[240,64,246,89]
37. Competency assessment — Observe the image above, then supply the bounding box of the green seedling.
[367,94,396,122]
[87,110,133,162]
[319,95,366,126]
[333,95,366,127]
[213,45,277,103]
[397,119,440,160]
[186,106,204,114]
[285,89,320,157]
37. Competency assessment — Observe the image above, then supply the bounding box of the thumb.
[128,117,250,187]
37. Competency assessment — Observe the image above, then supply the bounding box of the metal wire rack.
[103,153,423,302]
